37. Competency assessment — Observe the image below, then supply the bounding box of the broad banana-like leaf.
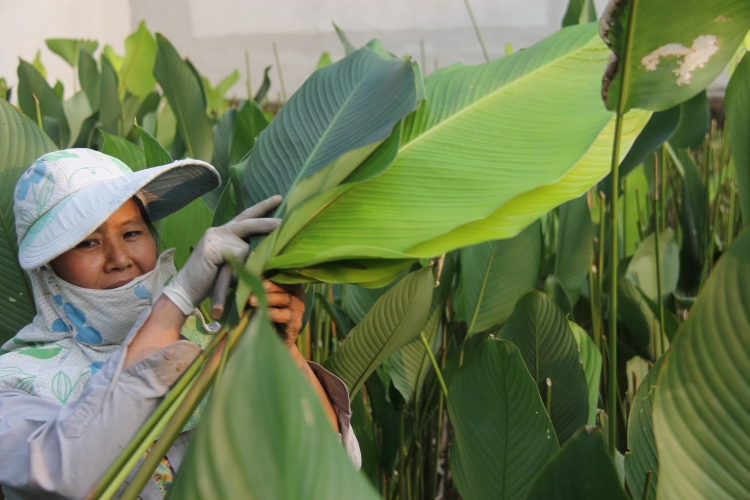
[555,194,592,307]
[499,291,589,443]
[77,50,100,111]
[0,100,56,342]
[625,356,664,500]
[99,54,122,132]
[44,38,97,68]
[524,427,629,500]
[62,92,94,148]
[100,131,146,172]
[136,124,172,168]
[262,24,650,278]
[235,43,423,216]
[159,198,213,269]
[350,391,380,488]
[120,21,157,100]
[601,0,750,112]
[17,60,70,148]
[324,266,433,397]
[156,99,177,150]
[169,313,379,500]
[390,254,455,404]
[669,90,709,150]
[154,34,214,162]
[726,52,750,226]
[653,229,750,500]
[449,339,559,500]
[569,321,601,426]
[230,99,268,166]
[455,222,540,336]
[627,230,680,302]
[562,0,596,27]
[342,277,401,323]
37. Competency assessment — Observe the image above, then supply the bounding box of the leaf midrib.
[397,30,601,157]
[468,241,497,334]
[159,44,195,158]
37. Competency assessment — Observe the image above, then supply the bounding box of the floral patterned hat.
[14,148,220,270]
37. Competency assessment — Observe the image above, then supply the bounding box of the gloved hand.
[163,195,282,315]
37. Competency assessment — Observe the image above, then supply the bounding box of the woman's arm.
[124,295,185,368]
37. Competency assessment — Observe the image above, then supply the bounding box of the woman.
[0,149,359,499]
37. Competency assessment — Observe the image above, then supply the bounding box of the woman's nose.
[104,240,133,272]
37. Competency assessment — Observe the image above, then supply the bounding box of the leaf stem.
[272,41,287,103]
[462,0,490,62]
[653,153,665,357]
[545,378,552,416]
[420,331,448,397]
[642,470,653,500]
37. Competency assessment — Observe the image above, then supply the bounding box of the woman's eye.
[76,239,98,249]
[124,231,142,239]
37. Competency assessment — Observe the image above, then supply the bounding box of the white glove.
[163,195,282,315]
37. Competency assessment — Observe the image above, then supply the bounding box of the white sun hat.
[14,148,221,270]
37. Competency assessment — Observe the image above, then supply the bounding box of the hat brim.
[18,159,220,270]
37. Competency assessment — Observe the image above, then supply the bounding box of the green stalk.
[420,331,448,397]
[431,393,444,500]
[623,176,628,255]
[91,327,229,497]
[643,470,654,500]
[635,188,646,241]
[545,378,552,416]
[462,0,490,62]
[420,38,427,75]
[119,313,252,500]
[596,192,606,352]
[399,406,407,500]
[727,179,736,248]
[653,154,665,357]
[245,48,252,100]
[32,94,42,128]
[606,0,639,457]
[272,41,287,103]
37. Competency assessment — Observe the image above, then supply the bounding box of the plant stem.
[635,188,646,241]
[545,378,552,416]
[596,192,606,352]
[622,176,628,255]
[32,94,42,128]
[420,331,448,397]
[119,313,252,500]
[606,0,638,447]
[399,405,407,500]
[272,41,287,103]
[643,470,654,500]
[462,0,490,62]
[653,154,665,357]
[420,38,427,75]
[91,326,229,497]
[245,48,252,100]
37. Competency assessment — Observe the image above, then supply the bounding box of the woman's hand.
[163,196,282,315]
[249,281,306,350]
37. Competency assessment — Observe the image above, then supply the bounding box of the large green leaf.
[350,391,380,488]
[524,427,629,500]
[562,0,596,27]
[601,0,750,112]
[626,230,680,302]
[669,90,709,149]
[263,24,650,280]
[120,21,157,100]
[77,49,100,110]
[390,254,455,404]
[324,266,433,397]
[17,60,69,148]
[170,312,379,499]
[44,38,97,67]
[158,198,213,269]
[653,229,750,499]
[448,339,559,500]
[499,291,589,443]
[726,51,750,227]
[99,54,122,131]
[555,193,592,307]
[235,43,422,216]
[625,356,664,500]
[100,131,146,172]
[455,222,540,335]
[136,124,172,168]
[230,99,268,166]
[342,278,401,323]
[153,34,214,161]
[0,102,56,341]
[569,321,602,426]
[62,92,94,148]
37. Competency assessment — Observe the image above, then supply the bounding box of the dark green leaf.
[135,124,172,168]
[316,293,355,338]
[324,266,433,397]
[524,427,629,500]
[569,321,601,426]
[562,0,596,27]
[625,356,664,500]
[17,59,69,147]
[449,339,559,500]
[230,99,268,166]
[99,54,122,131]
[154,33,214,161]
[170,313,379,499]
[726,52,750,227]
[77,49,101,110]
[455,222,541,335]
[555,194,592,307]
[499,291,589,443]
[253,66,272,104]
[45,38,98,67]
[158,198,213,269]
[669,90,709,150]
[333,23,356,55]
[101,131,146,172]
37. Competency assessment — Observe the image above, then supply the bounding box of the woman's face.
[50,199,157,290]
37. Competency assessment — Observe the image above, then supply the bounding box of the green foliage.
[555,194,592,307]
[169,313,379,500]
[101,131,146,172]
[726,52,750,226]
[17,59,69,147]
[448,339,559,500]
[455,222,540,335]
[569,321,601,426]
[625,355,664,500]
[154,34,214,161]
[45,38,98,67]
[499,291,589,443]
[653,229,750,499]
[524,427,629,500]
[562,0,596,27]
[324,266,433,396]
[601,0,750,112]
[120,21,158,100]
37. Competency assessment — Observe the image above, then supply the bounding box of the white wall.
[0,0,726,102]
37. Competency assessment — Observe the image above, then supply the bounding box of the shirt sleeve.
[306,361,362,470]
[0,307,201,499]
